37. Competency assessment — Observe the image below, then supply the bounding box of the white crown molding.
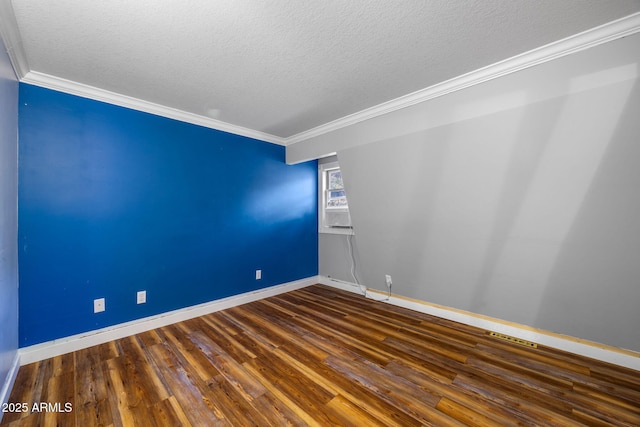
[20,71,287,146]
[0,0,29,79]
[4,7,640,147]
[2,0,286,146]
[284,11,640,146]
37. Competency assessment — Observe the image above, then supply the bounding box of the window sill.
[319,227,354,236]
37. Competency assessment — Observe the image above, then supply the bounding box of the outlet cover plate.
[94,298,105,313]
[137,290,146,304]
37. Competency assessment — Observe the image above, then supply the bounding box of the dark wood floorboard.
[2,284,639,426]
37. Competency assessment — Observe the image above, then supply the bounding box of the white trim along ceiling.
[1,1,640,146]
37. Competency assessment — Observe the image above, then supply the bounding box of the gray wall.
[319,233,363,284]
[305,33,640,352]
[0,33,19,406]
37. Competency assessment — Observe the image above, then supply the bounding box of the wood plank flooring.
[2,284,639,426]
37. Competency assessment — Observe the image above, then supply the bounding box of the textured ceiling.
[7,0,640,140]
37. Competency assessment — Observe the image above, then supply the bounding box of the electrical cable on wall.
[346,231,366,296]
[367,279,391,302]
[346,231,390,301]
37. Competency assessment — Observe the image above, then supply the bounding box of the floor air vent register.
[488,331,538,348]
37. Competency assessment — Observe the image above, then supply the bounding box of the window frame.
[318,161,353,235]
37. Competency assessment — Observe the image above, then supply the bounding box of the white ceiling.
[3,1,640,144]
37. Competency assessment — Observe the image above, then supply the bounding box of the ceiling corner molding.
[0,1,29,78]
[20,71,287,146]
[284,12,640,146]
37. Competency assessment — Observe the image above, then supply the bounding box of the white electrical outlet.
[256,269,262,280]
[385,275,393,287]
[137,290,146,304]
[94,298,105,313]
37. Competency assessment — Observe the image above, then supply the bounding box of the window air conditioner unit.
[326,209,351,227]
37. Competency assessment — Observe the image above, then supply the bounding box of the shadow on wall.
[464,90,560,317]
[390,128,448,294]
[336,63,640,352]
[535,77,640,351]
[468,64,638,328]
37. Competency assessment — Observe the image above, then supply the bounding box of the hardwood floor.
[2,284,639,426]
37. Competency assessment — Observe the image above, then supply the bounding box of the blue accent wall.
[18,84,318,347]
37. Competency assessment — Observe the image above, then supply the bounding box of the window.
[326,169,347,208]
[319,161,352,234]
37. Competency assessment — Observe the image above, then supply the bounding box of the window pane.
[328,169,344,190]
[327,190,348,208]
[319,161,352,232]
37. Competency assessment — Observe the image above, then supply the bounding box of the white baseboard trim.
[0,351,20,422]
[318,276,366,295]
[19,276,319,365]
[318,276,640,371]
